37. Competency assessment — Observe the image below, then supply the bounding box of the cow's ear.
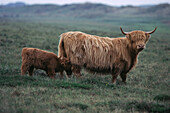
[126,34,131,39]
[65,58,71,64]
[145,33,151,39]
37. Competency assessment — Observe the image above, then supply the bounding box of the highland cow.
[58,27,157,83]
[21,48,72,79]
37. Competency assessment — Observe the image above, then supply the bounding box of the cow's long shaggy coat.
[21,48,72,79]
[58,28,156,83]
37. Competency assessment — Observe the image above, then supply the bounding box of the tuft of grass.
[154,94,170,101]
[126,101,170,113]
[95,100,122,111]
[80,77,117,89]
[53,103,89,111]
[66,103,89,110]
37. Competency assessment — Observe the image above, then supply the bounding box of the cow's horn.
[120,27,128,35]
[146,27,157,34]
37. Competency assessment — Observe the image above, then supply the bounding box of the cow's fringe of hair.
[58,31,137,72]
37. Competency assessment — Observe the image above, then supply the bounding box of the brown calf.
[21,48,72,79]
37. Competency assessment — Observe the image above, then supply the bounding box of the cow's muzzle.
[137,44,145,51]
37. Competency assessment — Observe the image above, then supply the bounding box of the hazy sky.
[0,0,170,6]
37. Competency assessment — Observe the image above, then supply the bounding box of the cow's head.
[120,27,157,53]
[60,57,72,77]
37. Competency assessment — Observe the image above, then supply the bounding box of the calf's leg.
[47,68,56,79]
[28,66,34,76]
[21,62,29,75]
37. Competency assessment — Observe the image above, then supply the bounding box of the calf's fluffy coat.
[21,48,72,79]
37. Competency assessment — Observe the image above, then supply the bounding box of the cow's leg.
[21,62,29,75]
[59,71,64,79]
[28,66,34,76]
[65,73,71,78]
[111,68,122,84]
[111,62,125,84]
[47,68,56,79]
[45,70,48,76]
[72,65,82,77]
[120,73,127,83]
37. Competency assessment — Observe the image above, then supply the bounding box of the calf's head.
[60,58,72,76]
[120,27,157,53]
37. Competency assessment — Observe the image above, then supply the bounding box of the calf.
[21,48,72,79]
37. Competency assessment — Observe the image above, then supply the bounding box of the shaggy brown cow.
[21,48,72,79]
[58,27,157,83]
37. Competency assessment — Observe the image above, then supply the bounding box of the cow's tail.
[58,34,67,58]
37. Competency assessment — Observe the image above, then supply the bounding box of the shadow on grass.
[154,94,170,101]
[95,100,170,112]
[95,100,121,111]
[66,103,88,110]
[0,75,92,90]
[80,77,117,89]
[54,103,88,111]
[126,101,170,113]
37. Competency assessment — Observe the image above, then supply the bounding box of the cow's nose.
[137,45,145,49]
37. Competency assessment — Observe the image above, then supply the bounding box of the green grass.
[0,14,170,112]
[0,75,92,89]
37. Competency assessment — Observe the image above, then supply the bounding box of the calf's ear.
[60,60,65,65]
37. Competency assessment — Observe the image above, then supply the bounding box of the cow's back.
[59,31,125,71]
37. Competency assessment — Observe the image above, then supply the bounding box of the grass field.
[0,12,170,112]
